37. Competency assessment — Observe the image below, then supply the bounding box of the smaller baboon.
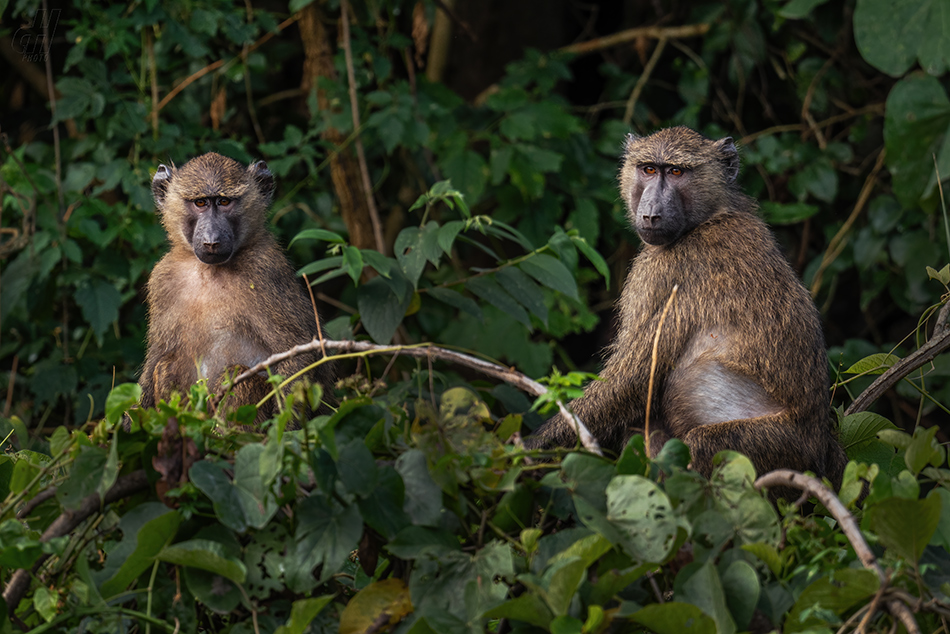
[529,127,847,487]
[139,153,333,422]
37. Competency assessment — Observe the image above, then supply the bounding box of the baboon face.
[151,153,274,265]
[621,127,740,246]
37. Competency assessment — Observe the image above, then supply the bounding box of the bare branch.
[4,470,149,613]
[846,301,950,416]
[755,470,920,634]
[559,23,709,57]
[230,338,602,455]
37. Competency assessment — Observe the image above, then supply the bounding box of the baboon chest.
[172,264,271,380]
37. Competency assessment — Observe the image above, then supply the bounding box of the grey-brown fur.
[529,127,847,490]
[140,153,334,422]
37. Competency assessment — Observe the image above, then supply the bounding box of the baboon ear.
[715,137,740,183]
[152,165,173,211]
[248,160,275,202]
[621,133,641,167]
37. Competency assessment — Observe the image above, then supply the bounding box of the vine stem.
[644,285,678,457]
[231,339,602,455]
[754,470,920,634]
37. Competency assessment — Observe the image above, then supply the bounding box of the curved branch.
[559,23,710,56]
[846,301,950,416]
[4,470,149,614]
[229,339,602,455]
[754,470,920,634]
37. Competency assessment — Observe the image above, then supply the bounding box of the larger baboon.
[529,127,847,486]
[139,153,333,422]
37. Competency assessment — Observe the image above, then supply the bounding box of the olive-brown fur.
[140,153,333,422]
[529,127,847,489]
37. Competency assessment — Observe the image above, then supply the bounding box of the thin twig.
[754,470,920,634]
[559,23,709,56]
[810,149,886,296]
[623,37,667,126]
[230,339,602,455]
[645,285,678,457]
[340,0,386,254]
[302,273,327,356]
[4,470,150,613]
[846,301,950,415]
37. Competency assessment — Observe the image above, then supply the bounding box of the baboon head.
[151,153,275,265]
[620,126,741,246]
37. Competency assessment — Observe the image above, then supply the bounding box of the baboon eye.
[669,167,684,176]
[642,165,657,175]
[194,198,208,208]
[217,197,232,207]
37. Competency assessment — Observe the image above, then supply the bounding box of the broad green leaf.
[387,525,461,559]
[905,425,943,474]
[442,150,487,203]
[629,602,716,634]
[437,220,465,255]
[190,460,247,532]
[395,225,440,288]
[360,249,394,277]
[427,286,483,320]
[779,0,830,18]
[785,568,879,632]
[606,475,680,564]
[395,449,443,526]
[156,539,247,584]
[297,256,343,278]
[854,0,950,77]
[420,221,443,266]
[33,586,59,623]
[759,201,820,224]
[927,264,950,285]
[274,595,336,634]
[466,276,532,329]
[358,465,410,539]
[838,411,898,448]
[105,383,141,424]
[519,254,578,300]
[357,276,410,344]
[287,493,362,592]
[233,444,280,529]
[483,593,553,628]
[343,246,363,284]
[56,446,107,509]
[721,560,760,631]
[741,542,783,577]
[338,440,378,498]
[75,279,121,343]
[570,236,610,286]
[930,487,950,551]
[884,75,950,208]
[496,266,548,325]
[867,492,942,563]
[97,503,181,598]
[675,563,736,634]
[183,564,241,614]
[844,352,900,375]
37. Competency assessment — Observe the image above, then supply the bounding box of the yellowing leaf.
[339,578,413,634]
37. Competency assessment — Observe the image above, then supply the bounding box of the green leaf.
[360,249,395,277]
[629,602,717,634]
[287,493,363,592]
[759,201,820,224]
[779,0,830,18]
[785,569,879,632]
[675,563,736,634]
[721,560,760,631]
[867,492,942,563]
[395,449,443,526]
[927,264,950,285]
[741,542,783,577]
[570,236,610,287]
[437,220,466,255]
[97,503,181,598]
[606,475,680,564]
[443,150,487,203]
[519,254,578,300]
[838,412,898,449]
[884,75,950,208]
[338,440,378,498]
[75,279,121,343]
[427,286,483,320]
[466,275,532,329]
[274,595,336,634]
[854,0,950,77]
[56,446,107,509]
[343,246,363,285]
[905,425,943,474]
[156,539,247,584]
[33,586,59,623]
[233,444,280,529]
[844,352,900,375]
[190,460,247,532]
[105,383,142,424]
[395,227,428,288]
[496,266,548,325]
[297,256,343,279]
[357,276,411,344]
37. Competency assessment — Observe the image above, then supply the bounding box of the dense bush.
[3,0,950,630]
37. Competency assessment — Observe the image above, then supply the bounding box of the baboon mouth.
[194,250,233,265]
